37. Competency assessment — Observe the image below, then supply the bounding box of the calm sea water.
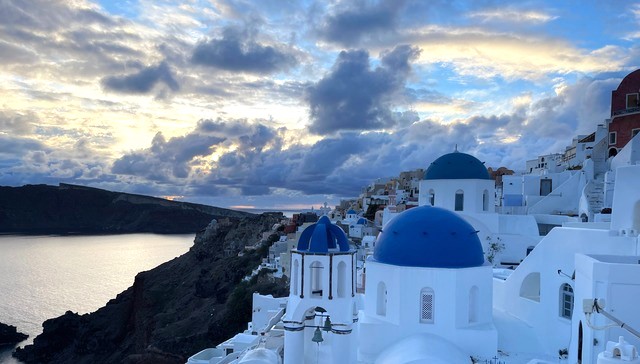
[0,234,194,363]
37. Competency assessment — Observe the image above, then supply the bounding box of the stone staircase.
[587,173,605,214]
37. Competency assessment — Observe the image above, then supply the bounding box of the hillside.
[0,184,251,234]
[13,212,287,364]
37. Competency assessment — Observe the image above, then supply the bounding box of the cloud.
[306,45,420,134]
[0,40,38,65]
[191,25,298,74]
[318,0,404,47]
[402,25,626,81]
[0,110,38,135]
[0,135,47,158]
[101,62,180,94]
[468,8,557,24]
[112,130,226,180]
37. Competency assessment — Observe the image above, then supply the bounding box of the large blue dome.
[424,152,491,180]
[297,216,350,253]
[373,206,484,268]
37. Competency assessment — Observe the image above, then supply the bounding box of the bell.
[322,316,332,332]
[311,327,323,343]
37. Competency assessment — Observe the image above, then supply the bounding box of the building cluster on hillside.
[187,70,640,364]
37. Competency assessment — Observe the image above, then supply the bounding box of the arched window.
[420,287,434,323]
[469,286,479,323]
[310,261,323,297]
[560,283,574,319]
[519,272,540,302]
[292,259,299,296]
[455,190,464,211]
[483,189,489,211]
[337,261,347,298]
[428,189,435,206]
[376,281,387,316]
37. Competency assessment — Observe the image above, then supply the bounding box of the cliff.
[0,323,28,346]
[0,184,251,234]
[13,212,288,363]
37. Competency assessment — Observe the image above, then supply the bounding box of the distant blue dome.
[356,218,367,225]
[374,206,484,268]
[424,152,491,180]
[297,216,350,253]
[347,209,357,215]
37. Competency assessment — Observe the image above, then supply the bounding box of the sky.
[0,0,639,211]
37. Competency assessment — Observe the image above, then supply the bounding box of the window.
[633,129,640,138]
[455,190,464,211]
[609,132,617,145]
[337,261,346,298]
[483,189,489,211]
[376,281,387,316]
[428,189,435,206]
[310,261,323,297]
[292,259,299,296]
[469,286,479,323]
[420,287,434,323]
[520,272,540,302]
[560,284,574,319]
[627,93,639,109]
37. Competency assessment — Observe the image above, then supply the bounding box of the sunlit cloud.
[467,9,557,24]
[406,25,624,80]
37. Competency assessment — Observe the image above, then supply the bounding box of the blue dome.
[424,152,491,180]
[356,218,367,225]
[373,206,484,268]
[347,209,357,215]
[297,216,350,253]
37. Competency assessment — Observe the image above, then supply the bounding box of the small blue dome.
[356,218,367,225]
[374,206,484,268]
[347,209,357,215]
[297,216,350,253]
[424,152,491,180]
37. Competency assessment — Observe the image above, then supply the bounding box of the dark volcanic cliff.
[0,322,28,346]
[14,212,288,364]
[0,184,251,234]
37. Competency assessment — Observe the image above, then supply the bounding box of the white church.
[187,142,640,364]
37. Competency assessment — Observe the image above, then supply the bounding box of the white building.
[415,151,540,267]
[188,119,640,364]
[359,206,497,363]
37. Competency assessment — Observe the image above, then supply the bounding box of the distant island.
[0,184,251,234]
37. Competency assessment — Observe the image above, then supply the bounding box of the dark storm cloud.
[191,26,298,74]
[318,0,404,46]
[306,45,420,134]
[112,131,226,180]
[101,62,179,94]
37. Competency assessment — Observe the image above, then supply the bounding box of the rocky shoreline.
[13,212,288,363]
[0,322,28,346]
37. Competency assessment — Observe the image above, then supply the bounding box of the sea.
[0,234,194,364]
